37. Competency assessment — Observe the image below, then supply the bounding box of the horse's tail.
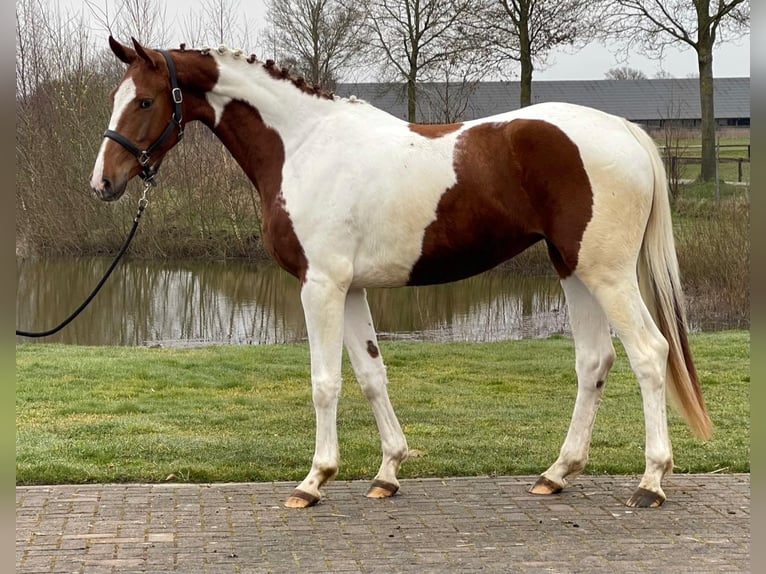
[624,119,713,440]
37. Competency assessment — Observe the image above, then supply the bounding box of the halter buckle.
[172,87,183,104]
[139,166,158,187]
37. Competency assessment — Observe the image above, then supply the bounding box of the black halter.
[103,50,184,184]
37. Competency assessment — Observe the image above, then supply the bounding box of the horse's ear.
[131,37,161,69]
[109,35,135,64]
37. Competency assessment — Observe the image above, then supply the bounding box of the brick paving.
[16,473,749,573]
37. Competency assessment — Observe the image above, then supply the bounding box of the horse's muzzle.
[92,177,127,202]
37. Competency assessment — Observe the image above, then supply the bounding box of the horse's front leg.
[343,288,408,498]
[285,271,348,508]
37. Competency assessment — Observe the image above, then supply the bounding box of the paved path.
[16,474,749,573]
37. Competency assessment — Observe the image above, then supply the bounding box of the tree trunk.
[519,52,533,108]
[697,6,717,182]
[518,4,533,107]
[407,66,417,122]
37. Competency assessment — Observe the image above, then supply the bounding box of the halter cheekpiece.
[102,50,184,184]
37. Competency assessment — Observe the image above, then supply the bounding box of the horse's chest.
[278,141,462,287]
[260,196,308,281]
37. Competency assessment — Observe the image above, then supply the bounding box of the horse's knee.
[312,375,341,409]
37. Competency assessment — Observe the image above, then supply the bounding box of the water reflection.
[16,258,569,346]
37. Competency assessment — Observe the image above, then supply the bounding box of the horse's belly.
[406,233,542,286]
[348,209,541,288]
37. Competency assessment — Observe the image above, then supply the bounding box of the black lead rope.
[15,192,149,338]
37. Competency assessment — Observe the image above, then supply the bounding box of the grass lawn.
[16,331,749,485]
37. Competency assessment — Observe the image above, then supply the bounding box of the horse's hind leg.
[530,274,615,495]
[584,269,673,508]
[343,288,409,498]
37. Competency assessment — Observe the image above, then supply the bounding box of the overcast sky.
[60,0,751,81]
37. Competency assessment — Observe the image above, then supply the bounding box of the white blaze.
[90,78,137,190]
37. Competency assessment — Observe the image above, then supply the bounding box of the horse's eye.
[139,98,153,109]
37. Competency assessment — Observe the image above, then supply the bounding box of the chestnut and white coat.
[92,37,712,509]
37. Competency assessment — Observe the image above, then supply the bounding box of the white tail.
[625,119,713,440]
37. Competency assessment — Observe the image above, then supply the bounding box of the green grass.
[16,332,749,485]
[675,179,749,203]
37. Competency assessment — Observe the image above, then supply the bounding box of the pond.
[18,255,739,347]
[16,258,570,346]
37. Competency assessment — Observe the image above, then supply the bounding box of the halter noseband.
[103,50,184,185]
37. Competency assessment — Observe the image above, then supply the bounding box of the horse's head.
[90,36,184,201]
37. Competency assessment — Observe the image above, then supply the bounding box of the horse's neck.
[198,53,332,200]
[207,99,286,203]
[210,54,329,148]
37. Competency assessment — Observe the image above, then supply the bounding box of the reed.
[673,188,750,330]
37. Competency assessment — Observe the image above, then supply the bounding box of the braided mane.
[179,42,336,101]
[262,59,335,100]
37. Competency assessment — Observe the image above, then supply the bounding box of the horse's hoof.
[626,487,665,508]
[284,489,320,508]
[366,479,399,499]
[528,476,563,495]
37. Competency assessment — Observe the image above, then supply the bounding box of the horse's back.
[474,102,650,172]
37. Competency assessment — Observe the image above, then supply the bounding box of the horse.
[91,36,712,509]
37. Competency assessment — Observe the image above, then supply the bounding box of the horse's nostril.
[94,176,126,202]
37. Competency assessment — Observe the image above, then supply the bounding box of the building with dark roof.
[335,77,750,129]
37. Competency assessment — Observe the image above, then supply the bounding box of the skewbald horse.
[91,37,712,509]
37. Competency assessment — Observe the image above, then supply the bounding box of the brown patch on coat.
[409,123,463,139]
[172,50,309,281]
[210,100,308,281]
[407,119,593,285]
[366,340,380,358]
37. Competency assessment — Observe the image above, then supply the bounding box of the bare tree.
[604,66,648,79]
[597,0,750,182]
[85,0,168,47]
[16,0,263,258]
[180,0,255,49]
[115,0,168,46]
[362,0,489,122]
[179,11,207,48]
[659,94,690,202]
[16,0,48,99]
[653,69,676,79]
[16,0,117,255]
[264,0,366,90]
[417,58,483,123]
[484,0,597,107]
